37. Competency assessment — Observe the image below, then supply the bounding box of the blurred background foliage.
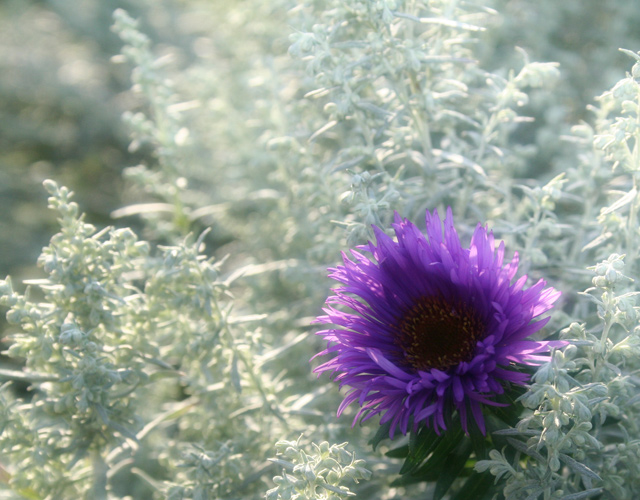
[2,0,640,279]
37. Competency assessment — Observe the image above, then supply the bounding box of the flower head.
[313,208,561,438]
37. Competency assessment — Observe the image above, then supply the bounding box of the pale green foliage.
[288,0,560,246]
[476,252,640,499]
[0,180,152,497]
[476,54,640,499]
[266,438,371,500]
[0,181,289,498]
[111,8,197,240]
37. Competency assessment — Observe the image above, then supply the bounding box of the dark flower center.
[395,295,486,371]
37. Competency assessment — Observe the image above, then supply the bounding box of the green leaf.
[449,470,497,500]
[392,424,465,485]
[433,438,474,500]
[560,488,604,500]
[15,488,42,500]
[398,426,444,475]
[396,423,443,474]
[505,437,545,462]
[385,444,409,458]
[558,453,602,482]
[409,423,439,457]
[468,424,488,460]
[369,421,392,451]
[486,384,527,426]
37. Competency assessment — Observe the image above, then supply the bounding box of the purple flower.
[313,208,562,438]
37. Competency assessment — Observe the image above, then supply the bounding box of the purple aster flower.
[313,208,562,438]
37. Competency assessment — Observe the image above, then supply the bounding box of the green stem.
[91,450,108,500]
[521,203,542,274]
[593,316,613,381]
[626,173,639,274]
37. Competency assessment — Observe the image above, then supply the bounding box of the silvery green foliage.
[266,438,371,500]
[0,181,289,498]
[288,0,560,246]
[476,53,640,499]
[0,181,151,498]
[111,8,197,240]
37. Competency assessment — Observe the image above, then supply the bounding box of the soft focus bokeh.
[3,0,640,279]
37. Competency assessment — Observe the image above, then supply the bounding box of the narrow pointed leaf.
[393,425,465,484]
[385,444,409,458]
[433,439,474,500]
[558,453,602,482]
[560,488,604,500]
[369,421,392,451]
[450,470,496,500]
